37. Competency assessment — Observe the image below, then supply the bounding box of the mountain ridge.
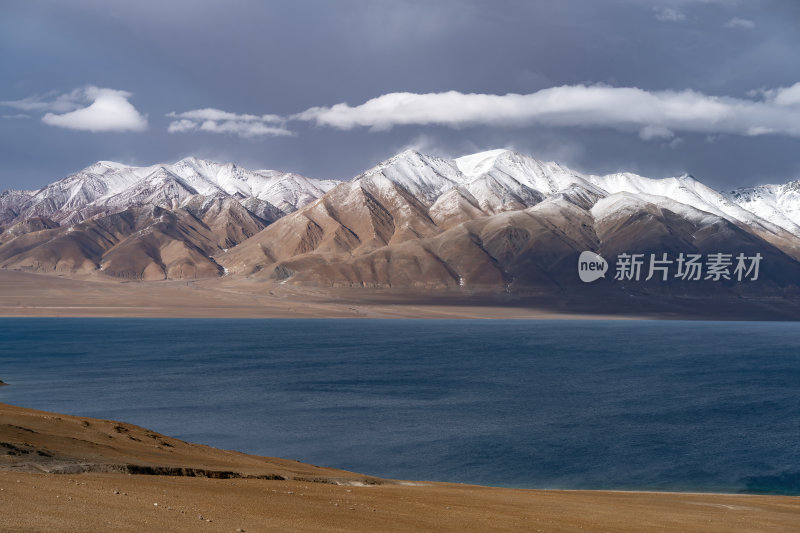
[0,157,339,227]
[2,150,800,303]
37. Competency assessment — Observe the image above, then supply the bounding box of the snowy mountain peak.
[454,149,512,178]
[725,178,800,234]
[395,148,424,158]
[174,156,204,168]
[77,160,131,177]
[782,180,800,192]
[353,150,464,204]
[95,160,129,170]
[386,148,453,168]
[0,159,340,226]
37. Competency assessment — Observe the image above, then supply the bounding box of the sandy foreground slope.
[0,403,798,532]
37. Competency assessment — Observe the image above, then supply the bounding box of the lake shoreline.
[1,401,798,532]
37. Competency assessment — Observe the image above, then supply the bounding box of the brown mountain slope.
[220,175,489,277]
[181,195,270,249]
[0,216,60,239]
[218,190,800,299]
[0,206,224,280]
[0,402,379,483]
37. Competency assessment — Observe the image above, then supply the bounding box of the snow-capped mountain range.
[0,156,340,226]
[2,148,800,289]
[2,149,798,237]
[347,148,800,237]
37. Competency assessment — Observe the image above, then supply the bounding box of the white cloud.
[773,83,800,106]
[198,120,293,137]
[40,87,148,132]
[167,108,293,138]
[639,125,675,140]
[293,83,800,140]
[0,88,86,114]
[749,83,800,107]
[167,119,196,133]
[667,137,685,149]
[654,7,686,22]
[724,17,755,29]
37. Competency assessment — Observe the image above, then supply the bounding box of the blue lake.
[0,318,798,494]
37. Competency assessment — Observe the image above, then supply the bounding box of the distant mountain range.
[2,149,800,305]
[0,158,338,279]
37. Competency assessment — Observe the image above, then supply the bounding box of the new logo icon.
[578,251,608,283]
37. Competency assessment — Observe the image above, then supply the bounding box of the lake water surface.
[0,318,798,494]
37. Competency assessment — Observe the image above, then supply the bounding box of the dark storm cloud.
[1,0,799,190]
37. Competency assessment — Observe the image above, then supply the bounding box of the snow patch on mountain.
[592,191,722,228]
[455,149,510,178]
[727,181,800,234]
[356,149,464,205]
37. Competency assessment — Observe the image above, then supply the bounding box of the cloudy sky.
[2,0,800,191]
